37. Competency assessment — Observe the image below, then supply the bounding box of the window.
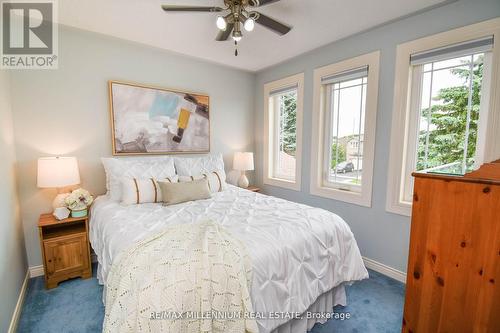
[263,73,304,190]
[387,19,500,216]
[310,51,380,207]
[325,68,367,192]
[272,88,297,181]
[403,47,492,202]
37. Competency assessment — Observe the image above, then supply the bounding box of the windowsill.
[310,185,371,207]
[263,177,301,191]
[323,181,362,194]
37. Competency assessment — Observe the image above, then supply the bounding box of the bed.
[90,155,368,333]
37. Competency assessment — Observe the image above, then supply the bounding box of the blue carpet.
[17,266,404,332]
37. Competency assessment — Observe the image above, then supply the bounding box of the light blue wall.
[254,0,500,272]
[0,70,28,332]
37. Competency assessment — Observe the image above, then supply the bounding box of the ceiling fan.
[161,0,292,56]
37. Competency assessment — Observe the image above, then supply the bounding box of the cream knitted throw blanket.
[103,220,258,333]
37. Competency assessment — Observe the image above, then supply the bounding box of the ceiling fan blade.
[249,0,281,7]
[254,12,291,35]
[161,5,223,12]
[215,23,234,41]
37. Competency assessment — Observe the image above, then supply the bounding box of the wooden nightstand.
[247,185,261,193]
[38,213,92,289]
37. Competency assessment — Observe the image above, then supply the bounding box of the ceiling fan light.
[244,18,255,32]
[232,31,242,42]
[216,16,227,30]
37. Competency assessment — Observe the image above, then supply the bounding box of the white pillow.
[179,170,226,193]
[174,154,227,190]
[101,157,176,201]
[174,153,225,176]
[121,176,178,205]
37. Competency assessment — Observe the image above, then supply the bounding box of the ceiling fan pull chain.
[234,40,238,56]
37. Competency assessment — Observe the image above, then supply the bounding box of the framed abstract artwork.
[108,81,210,155]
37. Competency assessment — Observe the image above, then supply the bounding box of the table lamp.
[37,157,81,217]
[233,152,254,189]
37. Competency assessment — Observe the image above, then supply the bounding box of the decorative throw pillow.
[121,176,178,205]
[158,178,211,206]
[101,157,176,201]
[178,170,226,193]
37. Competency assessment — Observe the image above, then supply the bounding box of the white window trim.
[310,51,380,207]
[386,18,500,216]
[263,73,304,191]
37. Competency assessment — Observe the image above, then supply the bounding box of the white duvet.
[90,185,368,333]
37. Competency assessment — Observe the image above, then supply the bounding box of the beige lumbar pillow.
[159,178,211,205]
[178,170,226,194]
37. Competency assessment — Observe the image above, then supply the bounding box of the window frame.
[386,18,500,216]
[310,51,380,207]
[263,73,304,191]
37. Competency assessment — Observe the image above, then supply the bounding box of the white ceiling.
[58,0,448,72]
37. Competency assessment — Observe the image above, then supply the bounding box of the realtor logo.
[1,0,58,69]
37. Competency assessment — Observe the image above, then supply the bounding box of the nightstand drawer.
[43,232,89,278]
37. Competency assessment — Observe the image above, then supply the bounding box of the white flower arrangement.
[65,188,94,211]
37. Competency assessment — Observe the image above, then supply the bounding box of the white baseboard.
[363,256,407,283]
[8,270,29,333]
[29,265,44,278]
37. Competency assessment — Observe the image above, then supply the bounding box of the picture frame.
[108,80,210,155]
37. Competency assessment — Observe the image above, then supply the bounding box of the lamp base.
[52,193,70,210]
[237,173,249,189]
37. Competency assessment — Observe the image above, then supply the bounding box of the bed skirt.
[270,284,347,333]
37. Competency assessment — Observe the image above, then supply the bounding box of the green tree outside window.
[417,56,483,173]
[279,92,297,156]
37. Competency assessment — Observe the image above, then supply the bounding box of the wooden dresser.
[403,160,500,332]
[38,214,92,289]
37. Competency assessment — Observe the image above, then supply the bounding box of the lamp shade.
[233,152,254,171]
[37,157,81,188]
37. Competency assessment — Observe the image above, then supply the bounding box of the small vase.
[71,209,88,218]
